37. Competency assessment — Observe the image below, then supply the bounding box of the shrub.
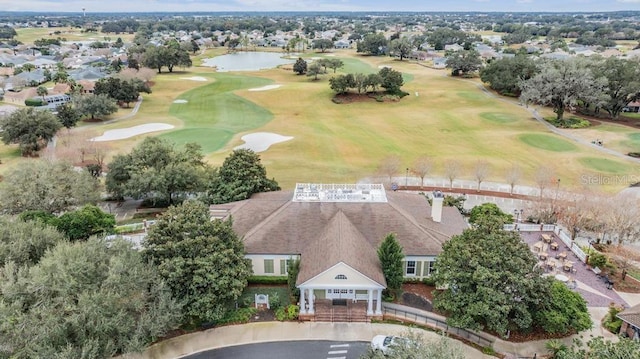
[628,152,640,158]
[247,276,288,285]
[546,116,590,129]
[588,251,607,269]
[25,98,45,106]
[217,307,257,325]
[275,304,299,321]
[269,292,281,310]
[331,97,343,104]
[603,303,624,334]
[422,277,436,286]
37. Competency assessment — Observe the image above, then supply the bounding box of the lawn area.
[564,122,640,155]
[8,50,640,193]
[15,27,135,44]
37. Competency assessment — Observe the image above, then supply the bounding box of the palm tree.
[36,86,48,101]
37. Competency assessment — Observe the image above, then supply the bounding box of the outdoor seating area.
[520,231,628,307]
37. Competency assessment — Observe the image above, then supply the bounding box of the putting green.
[480,112,518,124]
[161,73,273,151]
[457,91,486,102]
[578,157,629,174]
[519,134,578,152]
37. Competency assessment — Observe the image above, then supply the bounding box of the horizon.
[1,0,640,14]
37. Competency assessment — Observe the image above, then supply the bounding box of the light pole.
[513,209,523,222]
[587,239,595,266]
[405,167,409,189]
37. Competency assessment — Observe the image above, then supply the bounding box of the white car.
[370,335,412,355]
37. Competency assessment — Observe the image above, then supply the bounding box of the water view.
[202,52,296,72]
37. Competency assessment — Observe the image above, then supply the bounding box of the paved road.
[181,340,369,359]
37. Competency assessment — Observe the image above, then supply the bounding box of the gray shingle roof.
[618,303,640,327]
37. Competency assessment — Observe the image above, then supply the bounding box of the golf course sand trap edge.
[180,76,208,82]
[173,99,188,103]
[248,84,282,92]
[91,123,175,142]
[234,132,294,153]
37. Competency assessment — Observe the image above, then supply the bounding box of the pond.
[202,52,296,72]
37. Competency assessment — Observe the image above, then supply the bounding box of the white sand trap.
[248,84,282,92]
[378,65,392,69]
[234,132,293,153]
[325,54,336,57]
[180,76,208,82]
[173,99,188,103]
[92,123,175,142]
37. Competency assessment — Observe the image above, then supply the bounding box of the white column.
[367,289,373,315]
[308,288,315,314]
[375,289,382,314]
[299,286,306,314]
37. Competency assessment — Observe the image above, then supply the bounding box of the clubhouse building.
[209,183,468,321]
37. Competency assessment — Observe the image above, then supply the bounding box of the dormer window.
[335,274,347,280]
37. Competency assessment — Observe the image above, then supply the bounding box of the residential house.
[444,44,464,52]
[334,39,351,49]
[209,184,467,321]
[618,303,640,340]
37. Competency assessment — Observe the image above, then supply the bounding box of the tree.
[142,42,192,73]
[594,57,640,119]
[377,233,404,298]
[480,55,538,96]
[326,58,344,73]
[0,160,99,214]
[605,195,640,246]
[143,200,252,324]
[445,49,483,77]
[357,33,388,56]
[52,68,69,83]
[535,281,592,335]
[74,93,119,120]
[307,62,324,81]
[55,205,116,241]
[444,160,462,189]
[36,85,48,100]
[293,57,307,75]
[413,156,433,189]
[106,138,209,205]
[534,165,555,198]
[0,238,182,358]
[520,58,607,121]
[312,38,334,52]
[468,203,513,226]
[389,37,413,61]
[474,160,490,192]
[505,164,522,195]
[55,102,81,128]
[94,77,149,107]
[0,216,66,267]
[329,73,354,94]
[378,155,402,183]
[378,67,404,94]
[0,107,62,156]
[551,336,640,359]
[433,215,551,337]
[204,149,280,204]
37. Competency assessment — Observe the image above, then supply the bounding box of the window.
[264,259,274,274]
[406,261,416,275]
[424,260,436,277]
[335,274,347,280]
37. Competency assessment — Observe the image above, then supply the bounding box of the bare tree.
[505,164,522,195]
[605,195,640,246]
[444,160,462,189]
[378,155,402,183]
[534,165,555,198]
[607,246,640,281]
[116,67,157,83]
[413,156,433,189]
[474,160,490,192]
[555,191,594,240]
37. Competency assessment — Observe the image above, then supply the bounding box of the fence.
[381,303,496,349]
[503,223,587,263]
[554,227,587,263]
[114,220,157,234]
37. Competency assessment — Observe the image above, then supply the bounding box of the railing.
[504,223,556,232]
[555,227,587,263]
[382,303,495,349]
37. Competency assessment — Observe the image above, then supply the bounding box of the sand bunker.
[92,123,175,142]
[173,99,188,103]
[378,65,392,69]
[234,132,293,153]
[248,84,282,92]
[180,76,208,82]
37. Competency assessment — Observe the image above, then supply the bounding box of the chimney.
[431,190,444,223]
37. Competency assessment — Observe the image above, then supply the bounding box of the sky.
[1,0,640,13]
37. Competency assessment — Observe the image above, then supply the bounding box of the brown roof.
[214,190,467,257]
[618,303,640,327]
[296,210,386,286]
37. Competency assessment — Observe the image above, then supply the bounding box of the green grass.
[457,91,486,102]
[546,116,591,129]
[480,112,518,124]
[160,73,273,152]
[519,134,578,152]
[578,157,629,173]
[339,57,377,74]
